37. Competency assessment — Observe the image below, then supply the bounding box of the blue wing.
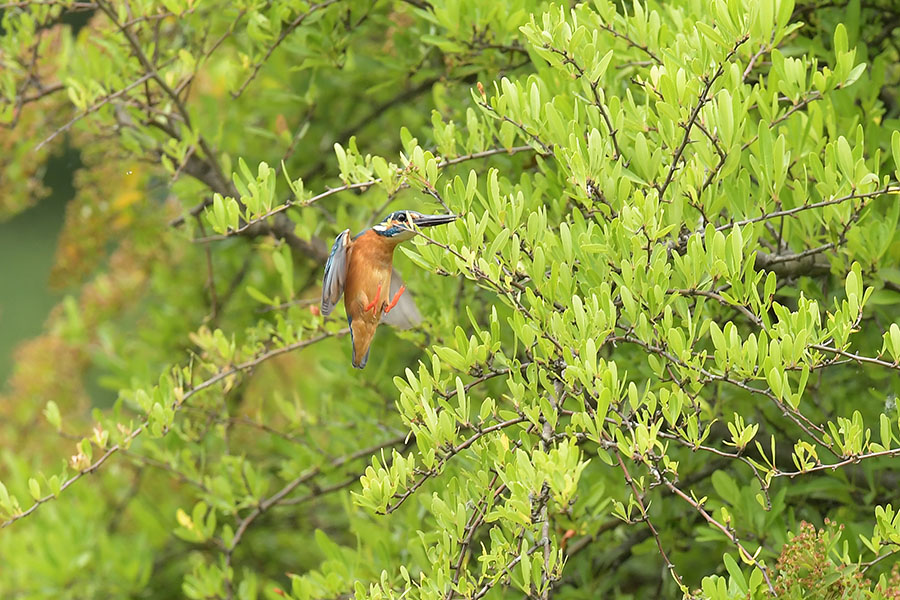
[321,229,350,316]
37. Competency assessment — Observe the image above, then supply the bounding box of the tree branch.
[1,328,348,529]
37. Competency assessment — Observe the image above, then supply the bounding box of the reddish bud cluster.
[773,520,898,599]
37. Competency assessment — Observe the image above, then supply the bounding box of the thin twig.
[543,44,622,160]
[660,476,776,594]
[657,35,749,199]
[227,433,408,552]
[383,417,527,514]
[231,0,343,98]
[597,21,662,65]
[717,186,899,231]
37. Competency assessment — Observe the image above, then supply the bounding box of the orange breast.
[346,231,395,320]
[344,230,396,368]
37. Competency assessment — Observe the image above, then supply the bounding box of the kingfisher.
[321,210,457,369]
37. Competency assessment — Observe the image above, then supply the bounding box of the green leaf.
[833,23,848,55]
[0,480,12,513]
[836,136,854,180]
[889,323,900,361]
[880,413,893,450]
[722,553,748,593]
[588,49,614,83]
[434,347,467,371]
[892,130,900,178]
[28,478,41,502]
[43,401,61,430]
[843,62,866,88]
[245,285,275,305]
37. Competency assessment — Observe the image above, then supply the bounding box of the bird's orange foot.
[364,284,382,315]
[384,285,406,314]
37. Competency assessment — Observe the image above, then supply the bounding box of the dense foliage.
[2,0,900,598]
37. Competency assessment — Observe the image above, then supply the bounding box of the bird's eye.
[396,213,407,222]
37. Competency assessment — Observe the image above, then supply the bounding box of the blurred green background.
[0,147,78,386]
[0,8,91,389]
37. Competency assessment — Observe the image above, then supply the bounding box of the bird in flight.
[321,210,457,368]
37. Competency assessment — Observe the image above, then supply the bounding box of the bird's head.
[372,210,457,242]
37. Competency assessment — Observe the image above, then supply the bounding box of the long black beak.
[410,213,457,227]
